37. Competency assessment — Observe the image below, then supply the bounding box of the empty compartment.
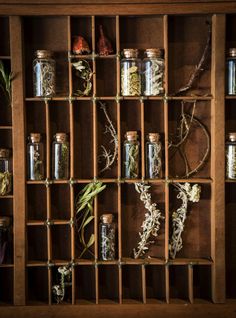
[96,59,117,96]
[24,17,69,97]
[146,265,166,303]
[0,268,13,305]
[226,14,236,51]
[95,16,116,55]
[51,184,71,220]
[97,101,118,178]
[225,100,236,138]
[27,267,48,305]
[168,100,211,178]
[51,225,71,261]
[98,265,119,303]
[27,226,47,262]
[0,18,10,56]
[122,265,142,303]
[75,265,96,304]
[74,101,93,179]
[169,265,189,303]
[0,198,13,217]
[51,265,72,304]
[193,265,212,302]
[168,15,212,96]
[26,101,46,137]
[120,16,164,50]
[71,17,92,54]
[226,183,236,298]
[0,129,12,149]
[49,101,70,138]
[122,183,165,259]
[27,185,47,220]
[169,183,211,259]
[144,100,165,179]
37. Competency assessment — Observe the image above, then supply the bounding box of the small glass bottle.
[33,50,56,97]
[226,132,236,179]
[121,49,141,96]
[143,48,165,96]
[52,133,69,180]
[99,214,116,261]
[27,133,44,180]
[146,133,162,179]
[227,48,236,95]
[0,216,10,264]
[0,148,12,196]
[123,131,140,179]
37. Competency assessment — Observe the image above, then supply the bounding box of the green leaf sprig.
[0,60,13,107]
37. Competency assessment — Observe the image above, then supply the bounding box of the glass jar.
[0,148,12,196]
[123,131,140,179]
[143,48,165,96]
[146,133,162,179]
[52,133,69,180]
[27,133,44,180]
[227,48,236,95]
[99,214,116,261]
[33,50,56,97]
[0,217,10,264]
[226,132,236,179]
[121,49,141,96]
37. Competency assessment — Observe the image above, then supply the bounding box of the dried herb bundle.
[0,60,13,107]
[75,182,106,258]
[133,183,164,259]
[72,60,93,96]
[52,265,72,304]
[169,183,201,259]
[0,171,12,196]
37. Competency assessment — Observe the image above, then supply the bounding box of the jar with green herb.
[123,131,140,178]
[0,148,12,196]
[52,133,69,180]
[121,49,141,96]
[227,48,236,95]
[33,50,56,97]
[226,132,236,179]
[27,133,44,180]
[0,217,10,264]
[143,48,164,96]
[146,133,162,179]
[99,214,116,261]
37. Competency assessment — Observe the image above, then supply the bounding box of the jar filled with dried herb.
[33,50,56,97]
[52,133,69,180]
[0,216,10,264]
[226,132,236,179]
[99,214,116,261]
[227,48,236,95]
[143,48,164,96]
[0,148,12,196]
[146,133,162,179]
[123,131,140,178]
[27,133,44,180]
[121,49,141,96]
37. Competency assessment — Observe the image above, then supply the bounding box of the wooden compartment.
[27,185,47,220]
[96,59,117,97]
[98,265,119,303]
[193,265,212,302]
[71,17,92,54]
[51,184,70,220]
[169,265,189,303]
[75,265,96,304]
[51,265,72,304]
[25,101,46,137]
[0,198,13,217]
[27,226,47,262]
[0,60,12,126]
[95,17,116,55]
[122,265,143,303]
[0,17,10,57]
[145,265,166,303]
[51,225,71,261]
[225,100,236,136]
[0,268,13,305]
[27,267,48,305]
[0,130,12,149]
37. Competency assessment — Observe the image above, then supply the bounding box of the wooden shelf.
[0,126,12,130]
[0,56,10,60]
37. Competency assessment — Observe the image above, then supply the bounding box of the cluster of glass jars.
[226,48,236,95]
[0,148,12,196]
[123,131,162,179]
[27,132,69,180]
[121,48,165,96]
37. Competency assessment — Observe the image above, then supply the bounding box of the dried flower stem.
[169,183,201,259]
[0,60,13,107]
[52,264,72,304]
[72,60,93,96]
[133,183,164,259]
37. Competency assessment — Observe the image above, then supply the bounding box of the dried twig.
[174,22,211,96]
[72,60,93,96]
[133,183,164,259]
[99,102,118,174]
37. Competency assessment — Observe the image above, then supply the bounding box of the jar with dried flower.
[146,133,162,179]
[226,132,236,179]
[99,214,116,261]
[52,133,69,180]
[123,131,140,179]
[0,217,10,264]
[27,133,44,180]
[0,148,12,196]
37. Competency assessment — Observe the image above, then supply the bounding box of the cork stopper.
[145,48,164,58]
[126,131,138,141]
[55,133,67,142]
[148,133,160,143]
[0,216,10,227]
[101,214,113,224]
[35,50,53,59]
[228,48,236,57]
[228,132,236,142]
[30,133,41,143]
[123,49,139,58]
[0,148,10,159]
